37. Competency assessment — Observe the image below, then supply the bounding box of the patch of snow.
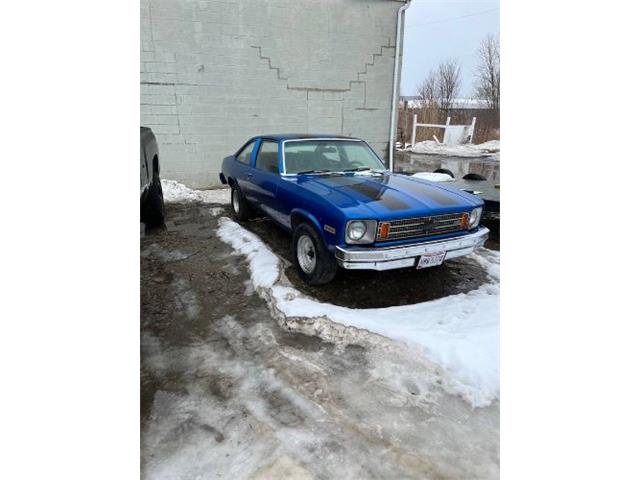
[217,217,280,289]
[142,318,334,479]
[173,278,200,320]
[412,172,454,182]
[161,179,230,204]
[200,188,231,204]
[405,140,500,158]
[215,216,500,408]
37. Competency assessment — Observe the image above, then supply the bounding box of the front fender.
[289,208,342,253]
[290,208,323,234]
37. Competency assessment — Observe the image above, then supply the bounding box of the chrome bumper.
[335,227,489,271]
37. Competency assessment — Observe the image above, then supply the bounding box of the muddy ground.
[141,201,499,479]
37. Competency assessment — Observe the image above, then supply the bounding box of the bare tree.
[417,70,437,107]
[437,58,462,112]
[475,34,500,110]
[417,58,462,112]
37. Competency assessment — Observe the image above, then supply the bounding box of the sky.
[401,0,500,98]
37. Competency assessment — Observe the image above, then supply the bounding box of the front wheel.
[292,223,337,285]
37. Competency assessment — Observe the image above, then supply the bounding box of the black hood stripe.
[321,176,409,211]
[322,176,460,208]
[398,179,460,206]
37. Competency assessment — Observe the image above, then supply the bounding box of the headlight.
[347,221,366,241]
[345,219,377,244]
[469,207,482,229]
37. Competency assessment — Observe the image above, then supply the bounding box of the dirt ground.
[141,201,500,479]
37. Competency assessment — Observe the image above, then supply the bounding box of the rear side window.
[255,140,280,174]
[236,141,255,164]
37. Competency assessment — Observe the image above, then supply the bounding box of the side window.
[236,141,255,165]
[255,140,280,174]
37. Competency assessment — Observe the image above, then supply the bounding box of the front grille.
[377,213,466,241]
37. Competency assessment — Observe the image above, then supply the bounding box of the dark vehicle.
[448,176,500,222]
[220,134,488,285]
[140,127,165,227]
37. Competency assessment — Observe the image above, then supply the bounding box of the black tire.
[434,168,455,178]
[292,223,338,285]
[462,173,486,181]
[230,183,254,221]
[142,175,165,227]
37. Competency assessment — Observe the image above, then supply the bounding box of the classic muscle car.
[220,134,489,285]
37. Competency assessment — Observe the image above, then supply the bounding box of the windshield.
[283,140,385,174]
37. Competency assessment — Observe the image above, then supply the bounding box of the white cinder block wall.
[141,0,405,188]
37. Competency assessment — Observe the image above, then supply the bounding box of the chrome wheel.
[232,189,239,213]
[296,235,316,274]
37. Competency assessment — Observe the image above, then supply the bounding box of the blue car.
[220,134,489,285]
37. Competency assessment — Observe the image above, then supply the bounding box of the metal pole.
[470,117,477,143]
[388,0,412,171]
[411,113,417,146]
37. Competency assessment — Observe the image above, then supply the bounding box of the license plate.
[416,251,446,269]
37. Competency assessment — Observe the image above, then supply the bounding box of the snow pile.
[412,172,454,182]
[161,179,230,204]
[217,218,280,288]
[406,140,500,158]
[215,216,500,408]
[200,189,231,204]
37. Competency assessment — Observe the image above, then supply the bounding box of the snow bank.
[411,172,454,182]
[217,218,280,289]
[215,216,500,408]
[161,179,230,204]
[405,140,500,158]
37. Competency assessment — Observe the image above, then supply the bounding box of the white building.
[141,0,410,188]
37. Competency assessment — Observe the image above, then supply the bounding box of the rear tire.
[292,223,337,285]
[463,173,486,181]
[230,184,253,221]
[434,168,454,178]
[142,174,165,227]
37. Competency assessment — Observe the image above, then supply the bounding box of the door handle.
[246,173,253,178]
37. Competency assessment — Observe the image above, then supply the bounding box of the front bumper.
[335,227,489,271]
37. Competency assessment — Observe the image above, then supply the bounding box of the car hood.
[293,173,483,218]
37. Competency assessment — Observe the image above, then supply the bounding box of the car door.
[251,139,288,226]
[234,139,258,200]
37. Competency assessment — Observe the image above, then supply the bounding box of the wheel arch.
[290,209,323,236]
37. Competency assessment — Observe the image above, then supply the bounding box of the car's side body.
[220,134,488,280]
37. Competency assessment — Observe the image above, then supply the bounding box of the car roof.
[258,133,360,141]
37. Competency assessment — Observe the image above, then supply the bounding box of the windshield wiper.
[342,166,386,173]
[296,169,334,175]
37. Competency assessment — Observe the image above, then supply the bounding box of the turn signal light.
[461,213,469,229]
[379,222,390,239]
